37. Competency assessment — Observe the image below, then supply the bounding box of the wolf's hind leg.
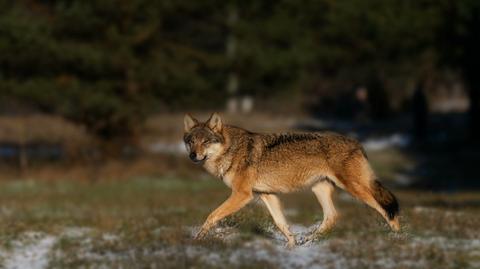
[346,181,400,231]
[260,194,296,248]
[337,160,400,231]
[305,180,338,241]
[331,152,400,231]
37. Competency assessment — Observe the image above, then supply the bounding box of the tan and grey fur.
[184,113,400,247]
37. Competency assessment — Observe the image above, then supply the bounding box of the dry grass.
[0,114,92,146]
[0,155,204,181]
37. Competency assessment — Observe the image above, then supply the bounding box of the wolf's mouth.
[192,156,207,164]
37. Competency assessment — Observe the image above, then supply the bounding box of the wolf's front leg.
[260,193,296,248]
[194,190,253,240]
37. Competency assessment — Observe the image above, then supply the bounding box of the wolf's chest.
[203,159,234,188]
[221,173,234,188]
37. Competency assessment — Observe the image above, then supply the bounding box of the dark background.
[0,0,479,190]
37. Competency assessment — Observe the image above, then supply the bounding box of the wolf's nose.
[189,152,197,161]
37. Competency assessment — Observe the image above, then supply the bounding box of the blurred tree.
[412,81,429,140]
[0,0,227,151]
[307,0,442,118]
[438,0,480,137]
[0,0,476,145]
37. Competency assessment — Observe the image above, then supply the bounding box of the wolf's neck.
[203,152,232,179]
[202,126,244,179]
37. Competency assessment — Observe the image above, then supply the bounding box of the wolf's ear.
[184,114,198,132]
[207,112,222,132]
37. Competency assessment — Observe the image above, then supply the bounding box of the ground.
[0,176,478,269]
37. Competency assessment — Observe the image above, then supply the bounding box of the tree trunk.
[463,6,480,139]
[226,5,239,114]
[468,86,479,138]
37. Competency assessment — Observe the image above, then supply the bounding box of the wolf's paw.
[298,233,320,245]
[193,229,208,240]
[285,239,296,249]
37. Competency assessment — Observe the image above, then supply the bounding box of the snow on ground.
[0,227,104,269]
[170,225,480,269]
[393,173,415,186]
[3,232,57,269]
[413,206,465,217]
[227,238,347,269]
[61,227,93,239]
[2,226,478,268]
[148,141,186,155]
[362,133,411,151]
[151,224,346,269]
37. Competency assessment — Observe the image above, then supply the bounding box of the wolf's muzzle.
[189,152,206,164]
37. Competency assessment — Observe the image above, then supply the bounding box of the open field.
[0,177,478,269]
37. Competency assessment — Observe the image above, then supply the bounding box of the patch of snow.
[362,133,411,151]
[413,206,465,217]
[263,224,312,243]
[145,223,348,268]
[228,238,347,269]
[4,232,57,269]
[157,225,240,242]
[148,141,186,155]
[79,249,129,263]
[411,236,480,251]
[34,223,479,269]
[154,236,346,269]
[291,224,314,240]
[394,173,414,186]
[11,223,475,269]
[61,227,93,238]
[211,226,240,242]
[102,233,120,243]
[184,246,224,265]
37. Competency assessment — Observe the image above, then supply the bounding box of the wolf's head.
[183,113,225,164]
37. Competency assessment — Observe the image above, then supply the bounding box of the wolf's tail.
[371,180,399,220]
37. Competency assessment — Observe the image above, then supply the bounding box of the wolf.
[183,113,400,247]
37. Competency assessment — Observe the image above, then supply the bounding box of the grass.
[0,177,478,269]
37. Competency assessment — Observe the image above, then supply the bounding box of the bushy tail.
[371,180,399,220]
